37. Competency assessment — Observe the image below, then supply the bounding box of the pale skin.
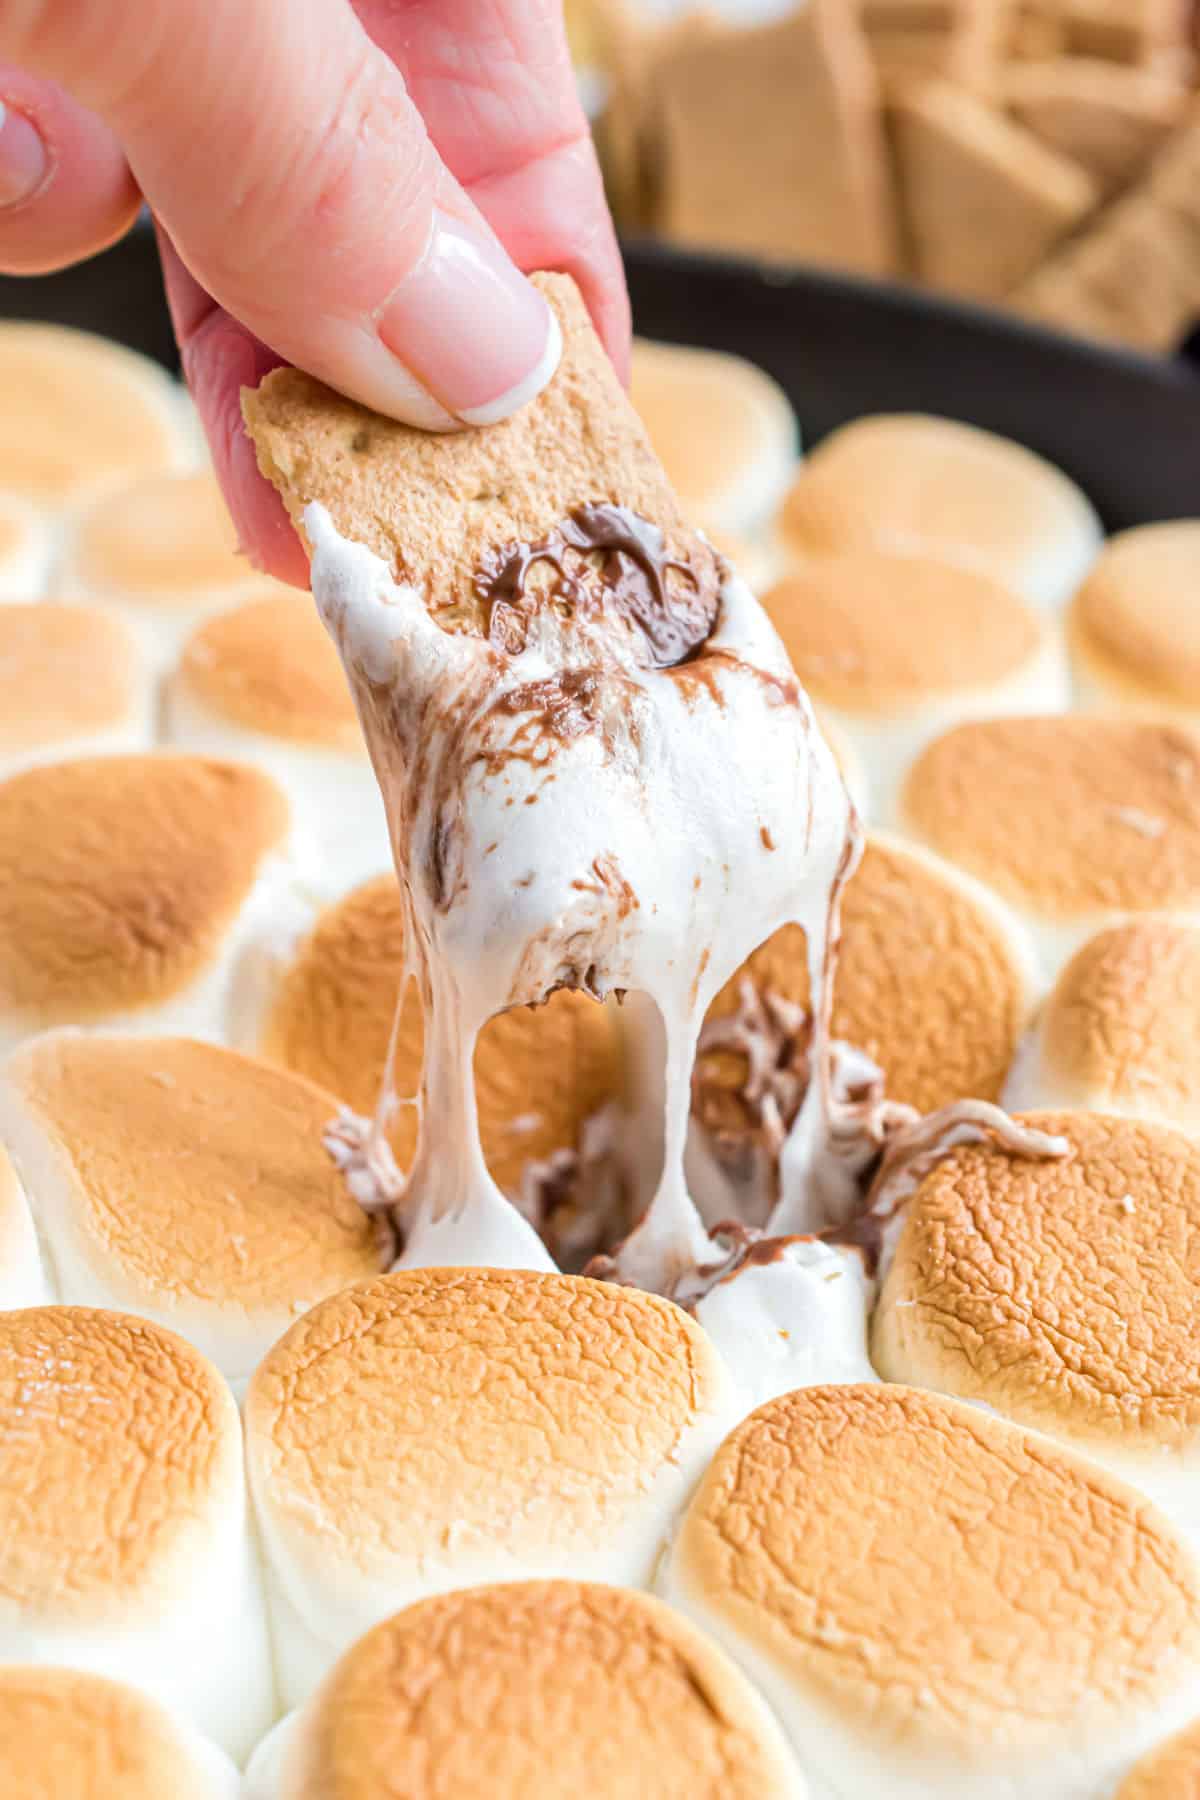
[0,0,630,583]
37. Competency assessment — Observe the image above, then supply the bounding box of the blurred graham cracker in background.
[893,77,1097,295]
[579,0,1200,353]
[861,0,1010,92]
[1004,56,1188,192]
[654,0,899,274]
[1015,110,1200,349]
[1009,0,1188,66]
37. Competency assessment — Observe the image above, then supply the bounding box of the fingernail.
[0,102,48,208]
[377,209,560,426]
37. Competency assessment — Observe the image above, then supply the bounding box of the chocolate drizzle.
[475,502,721,668]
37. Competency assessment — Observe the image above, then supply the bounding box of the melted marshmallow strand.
[306,500,853,1296]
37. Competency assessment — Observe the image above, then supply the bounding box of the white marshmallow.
[0,1143,51,1310]
[0,493,53,599]
[694,1237,877,1411]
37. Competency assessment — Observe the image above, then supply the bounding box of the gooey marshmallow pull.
[307,496,852,1298]
[242,273,1065,1381]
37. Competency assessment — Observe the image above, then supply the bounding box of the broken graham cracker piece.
[242,272,723,653]
[863,0,1011,93]
[1004,56,1187,196]
[893,78,1098,297]
[595,7,725,232]
[654,0,899,277]
[1013,0,1189,64]
[1014,113,1200,350]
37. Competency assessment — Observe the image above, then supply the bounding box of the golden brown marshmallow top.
[674,1382,1200,1749]
[903,716,1200,918]
[875,1110,1200,1451]
[0,1667,221,1800]
[0,755,289,1021]
[246,1268,726,1570]
[0,1306,237,1621]
[291,1582,799,1800]
[7,1033,380,1313]
[764,550,1043,711]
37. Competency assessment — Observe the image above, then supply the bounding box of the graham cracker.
[595,8,725,232]
[1008,4,1069,58]
[654,0,899,276]
[893,78,1098,296]
[863,0,1010,91]
[1012,0,1188,64]
[1005,57,1187,195]
[240,273,722,634]
[1014,113,1200,349]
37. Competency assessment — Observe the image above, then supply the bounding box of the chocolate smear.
[475,502,722,667]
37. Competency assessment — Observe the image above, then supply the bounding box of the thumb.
[3,0,560,428]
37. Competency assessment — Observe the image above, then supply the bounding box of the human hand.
[0,0,629,583]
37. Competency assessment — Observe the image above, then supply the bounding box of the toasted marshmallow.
[777,414,1101,610]
[690,833,1038,1224]
[0,1032,381,1385]
[873,1110,1200,1540]
[0,1306,273,1760]
[0,753,296,1055]
[0,323,189,507]
[1006,919,1200,1130]
[244,1266,737,1705]
[0,603,151,780]
[630,338,798,537]
[61,470,271,672]
[0,492,52,599]
[663,1382,1200,1797]
[0,1666,239,1798]
[166,594,389,891]
[245,1582,805,1800]
[900,716,1200,975]
[764,550,1068,820]
[0,1142,49,1310]
[1068,521,1200,724]
[1117,1716,1200,1798]
[247,875,627,1267]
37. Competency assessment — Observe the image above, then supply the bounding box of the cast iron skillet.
[0,229,1196,532]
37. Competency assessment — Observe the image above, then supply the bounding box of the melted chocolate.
[475,503,721,668]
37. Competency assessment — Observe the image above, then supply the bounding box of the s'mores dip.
[0,1667,239,1799]
[60,469,282,673]
[0,603,152,780]
[1006,919,1200,1130]
[763,549,1068,820]
[245,875,628,1268]
[1068,521,1200,724]
[0,1032,382,1385]
[778,413,1102,610]
[901,715,1200,975]
[662,1384,1200,1797]
[165,594,390,890]
[873,1111,1200,1541]
[0,755,298,1054]
[0,1306,273,1760]
[244,1268,736,1703]
[7,260,1200,1792]
[244,1583,803,1800]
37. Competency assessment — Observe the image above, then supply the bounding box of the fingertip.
[0,70,140,274]
[180,306,310,589]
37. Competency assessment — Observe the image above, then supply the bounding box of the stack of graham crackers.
[587,0,1200,353]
